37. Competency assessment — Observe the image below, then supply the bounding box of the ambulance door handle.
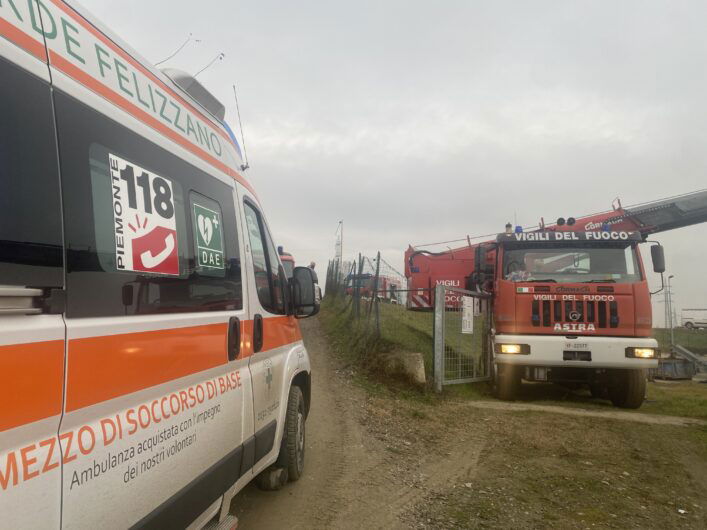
[253,314,264,353]
[227,317,240,361]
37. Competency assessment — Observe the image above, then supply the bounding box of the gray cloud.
[84,0,707,324]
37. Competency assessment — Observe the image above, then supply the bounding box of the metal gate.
[433,285,492,392]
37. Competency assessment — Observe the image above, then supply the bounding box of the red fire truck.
[406,190,707,309]
[345,273,403,302]
[405,190,707,407]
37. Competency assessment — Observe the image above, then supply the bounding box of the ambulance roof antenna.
[154,33,201,67]
[194,52,225,78]
[232,84,250,172]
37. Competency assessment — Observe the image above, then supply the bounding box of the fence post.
[333,260,340,296]
[433,284,445,393]
[353,253,363,318]
[367,251,380,320]
[325,260,332,295]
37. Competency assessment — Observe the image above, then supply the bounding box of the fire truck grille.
[531,300,619,329]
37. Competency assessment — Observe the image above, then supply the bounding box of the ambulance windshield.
[503,245,642,284]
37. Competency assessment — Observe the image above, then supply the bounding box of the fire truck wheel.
[494,364,521,401]
[608,369,646,409]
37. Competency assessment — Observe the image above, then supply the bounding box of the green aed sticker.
[193,203,225,269]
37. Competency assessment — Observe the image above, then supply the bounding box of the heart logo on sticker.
[198,214,213,245]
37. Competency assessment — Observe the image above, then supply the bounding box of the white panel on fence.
[462,296,474,334]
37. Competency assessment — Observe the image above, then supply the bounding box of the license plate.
[565,342,589,350]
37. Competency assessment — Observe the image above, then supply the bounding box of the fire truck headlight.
[625,347,656,359]
[496,343,530,355]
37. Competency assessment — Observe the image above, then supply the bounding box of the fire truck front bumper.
[494,334,659,369]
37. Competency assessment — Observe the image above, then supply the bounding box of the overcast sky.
[83,0,707,325]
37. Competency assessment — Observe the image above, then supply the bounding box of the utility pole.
[667,275,675,351]
[334,220,344,282]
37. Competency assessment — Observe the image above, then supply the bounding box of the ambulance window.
[243,202,286,315]
[0,57,63,288]
[262,223,287,314]
[54,90,242,317]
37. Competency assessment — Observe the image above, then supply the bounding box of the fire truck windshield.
[502,245,642,284]
[282,260,294,278]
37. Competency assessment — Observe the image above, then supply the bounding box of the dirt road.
[230,318,486,529]
[231,317,707,529]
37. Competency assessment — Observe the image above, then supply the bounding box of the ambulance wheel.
[494,364,521,401]
[608,369,646,409]
[254,386,306,490]
[685,322,694,330]
[284,385,306,482]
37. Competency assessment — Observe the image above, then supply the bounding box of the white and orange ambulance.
[0,1,319,527]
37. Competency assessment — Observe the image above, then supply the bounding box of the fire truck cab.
[485,230,662,408]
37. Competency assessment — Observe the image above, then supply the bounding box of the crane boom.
[611,189,707,235]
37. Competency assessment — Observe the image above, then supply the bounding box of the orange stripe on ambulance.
[0,372,242,491]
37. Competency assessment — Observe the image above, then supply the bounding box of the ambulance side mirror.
[650,245,665,273]
[292,266,320,318]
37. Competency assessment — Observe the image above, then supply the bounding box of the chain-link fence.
[325,254,438,372]
[325,256,493,387]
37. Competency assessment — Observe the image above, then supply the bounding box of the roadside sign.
[462,296,474,334]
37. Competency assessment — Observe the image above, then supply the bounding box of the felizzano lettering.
[0,0,230,162]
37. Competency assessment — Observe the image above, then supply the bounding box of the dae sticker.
[193,202,225,269]
[109,154,179,275]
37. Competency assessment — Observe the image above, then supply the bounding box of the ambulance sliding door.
[51,85,250,528]
[0,36,65,529]
[238,186,301,476]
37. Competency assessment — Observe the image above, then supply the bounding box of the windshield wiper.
[581,279,616,283]
[522,279,557,283]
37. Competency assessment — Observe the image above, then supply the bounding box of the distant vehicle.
[279,250,295,278]
[681,309,707,329]
[345,273,403,302]
[345,273,374,297]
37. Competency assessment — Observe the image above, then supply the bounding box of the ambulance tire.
[608,369,646,409]
[494,364,521,401]
[685,322,694,330]
[254,385,305,490]
[284,385,306,482]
